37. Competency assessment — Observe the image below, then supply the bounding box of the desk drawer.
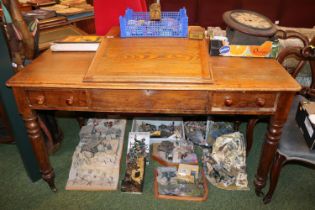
[89,90,208,114]
[27,90,87,108]
[211,92,278,113]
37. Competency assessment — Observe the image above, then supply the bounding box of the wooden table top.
[7,27,300,92]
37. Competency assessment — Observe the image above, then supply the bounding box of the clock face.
[230,11,272,29]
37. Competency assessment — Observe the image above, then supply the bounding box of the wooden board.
[83,38,213,84]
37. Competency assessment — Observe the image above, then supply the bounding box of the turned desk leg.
[23,114,56,191]
[13,89,56,191]
[254,93,295,196]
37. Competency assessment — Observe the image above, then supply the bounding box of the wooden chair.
[263,38,315,204]
[246,31,310,156]
[0,101,14,144]
[1,0,63,153]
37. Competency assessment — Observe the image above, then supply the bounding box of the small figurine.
[150,0,161,21]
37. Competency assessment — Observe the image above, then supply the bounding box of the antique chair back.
[1,0,63,154]
[263,37,315,204]
[246,31,311,156]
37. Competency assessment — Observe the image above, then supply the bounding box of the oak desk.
[7,28,300,196]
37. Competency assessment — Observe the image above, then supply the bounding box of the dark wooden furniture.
[6,27,300,194]
[0,102,14,144]
[0,25,41,181]
[263,39,315,204]
[245,30,310,156]
[71,17,95,34]
[0,3,32,17]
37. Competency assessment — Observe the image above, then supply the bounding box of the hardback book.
[41,3,93,16]
[23,9,56,21]
[59,0,87,6]
[50,35,101,51]
[27,0,56,6]
[38,16,68,30]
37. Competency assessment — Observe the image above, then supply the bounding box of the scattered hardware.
[121,132,150,193]
[66,118,126,190]
[152,140,198,166]
[203,132,249,190]
[184,120,208,146]
[133,118,184,143]
[207,121,234,146]
[155,165,208,201]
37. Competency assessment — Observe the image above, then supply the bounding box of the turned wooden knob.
[224,97,233,107]
[256,98,266,107]
[36,95,45,105]
[66,96,74,105]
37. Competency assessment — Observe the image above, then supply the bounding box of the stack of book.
[22,9,56,22]
[27,0,56,7]
[41,2,94,22]
[59,0,87,6]
[38,16,68,30]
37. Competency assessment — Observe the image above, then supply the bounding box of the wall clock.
[223,10,277,45]
[223,10,277,37]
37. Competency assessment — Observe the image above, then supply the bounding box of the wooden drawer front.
[211,92,278,113]
[27,90,87,108]
[89,90,208,114]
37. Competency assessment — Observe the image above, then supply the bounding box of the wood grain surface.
[7,47,300,92]
[83,38,213,84]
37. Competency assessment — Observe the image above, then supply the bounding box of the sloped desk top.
[83,38,213,84]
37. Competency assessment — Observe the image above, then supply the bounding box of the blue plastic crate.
[119,8,188,38]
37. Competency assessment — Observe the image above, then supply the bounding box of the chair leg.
[234,120,241,131]
[246,118,259,156]
[77,116,86,128]
[38,116,55,154]
[263,152,286,204]
[38,112,63,155]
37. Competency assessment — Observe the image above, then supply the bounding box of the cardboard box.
[295,100,315,149]
[209,37,279,58]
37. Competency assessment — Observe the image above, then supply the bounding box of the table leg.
[254,93,295,196]
[13,88,56,191]
[23,112,57,192]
